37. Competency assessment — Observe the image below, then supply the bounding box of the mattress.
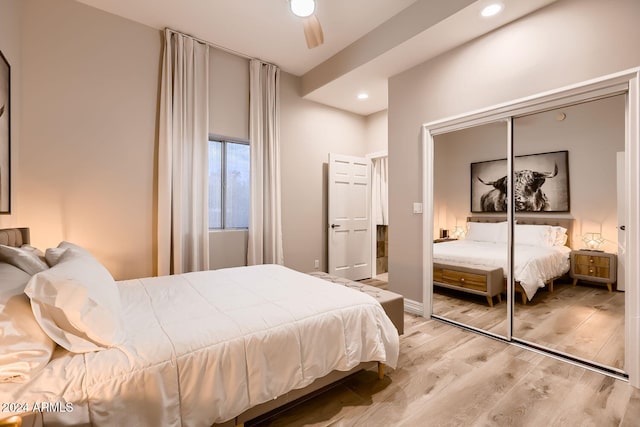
[433,240,571,300]
[0,264,399,426]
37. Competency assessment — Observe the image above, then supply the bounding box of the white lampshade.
[582,232,605,250]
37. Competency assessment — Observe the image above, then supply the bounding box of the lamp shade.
[582,232,605,250]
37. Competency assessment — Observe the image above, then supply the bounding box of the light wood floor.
[247,313,640,427]
[433,279,625,370]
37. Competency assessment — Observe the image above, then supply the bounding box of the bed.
[0,228,399,426]
[432,217,572,304]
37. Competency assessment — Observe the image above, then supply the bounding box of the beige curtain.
[248,59,284,265]
[158,29,210,275]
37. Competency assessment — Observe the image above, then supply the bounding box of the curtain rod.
[165,27,279,68]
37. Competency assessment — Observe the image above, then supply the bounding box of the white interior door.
[328,153,372,280]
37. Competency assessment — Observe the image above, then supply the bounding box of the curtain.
[158,29,210,275]
[248,59,284,265]
[373,156,389,226]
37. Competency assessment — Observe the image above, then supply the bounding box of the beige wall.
[280,71,368,272]
[388,0,640,302]
[18,0,161,280]
[0,0,22,229]
[365,110,388,155]
[11,0,375,279]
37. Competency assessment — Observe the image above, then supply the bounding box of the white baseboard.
[404,298,423,316]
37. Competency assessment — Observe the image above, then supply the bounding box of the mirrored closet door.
[512,94,626,373]
[431,120,509,338]
[427,91,628,377]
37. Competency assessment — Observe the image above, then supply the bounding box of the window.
[208,138,250,229]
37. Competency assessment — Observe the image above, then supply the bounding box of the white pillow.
[25,245,124,353]
[0,262,56,382]
[514,224,554,247]
[465,222,505,243]
[0,244,49,275]
[45,241,93,267]
[552,226,568,246]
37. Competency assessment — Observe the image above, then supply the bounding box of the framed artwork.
[0,49,10,214]
[471,150,570,213]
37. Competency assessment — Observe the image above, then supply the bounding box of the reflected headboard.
[0,228,31,247]
[467,216,574,248]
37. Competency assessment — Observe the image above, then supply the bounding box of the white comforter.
[1,264,399,426]
[433,240,571,300]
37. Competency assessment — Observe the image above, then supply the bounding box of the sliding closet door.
[512,95,626,373]
[431,121,509,338]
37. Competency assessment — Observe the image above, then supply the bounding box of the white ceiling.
[74,0,556,116]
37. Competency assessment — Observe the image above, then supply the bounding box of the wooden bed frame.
[433,217,573,305]
[0,228,388,427]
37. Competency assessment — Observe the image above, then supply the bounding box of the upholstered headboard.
[0,228,30,247]
[467,216,574,247]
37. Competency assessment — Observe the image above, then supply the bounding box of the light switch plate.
[413,202,423,214]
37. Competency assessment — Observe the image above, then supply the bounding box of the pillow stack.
[0,241,123,383]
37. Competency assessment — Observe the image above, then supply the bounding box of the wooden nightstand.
[570,250,617,292]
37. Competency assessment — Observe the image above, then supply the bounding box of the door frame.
[421,68,640,387]
[367,150,388,278]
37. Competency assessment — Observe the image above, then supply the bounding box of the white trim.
[421,67,640,387]
[626,72,640,387]
[404,298,423,316]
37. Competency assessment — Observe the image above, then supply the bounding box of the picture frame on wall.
[470,150,570,213]
[0,49,10,214]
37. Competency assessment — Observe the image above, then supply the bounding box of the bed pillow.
[45,241,93,267]
[25,245,123,353]
[552,226,568,246]
[514,224,554,247]
[465,222,505,243]
[0,244,49,275]
[0,262,56,383]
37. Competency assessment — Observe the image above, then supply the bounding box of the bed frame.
[0,228,388,427]
[433,217,573,305]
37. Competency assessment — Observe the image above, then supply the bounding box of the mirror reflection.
[432,121,508,338]
[512,95,626,372]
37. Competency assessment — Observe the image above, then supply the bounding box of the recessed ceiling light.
[290,0,316,18]
[357,92,369,100]
[481,3,503,17]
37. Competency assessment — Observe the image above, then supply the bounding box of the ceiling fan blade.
[303,14,324,49]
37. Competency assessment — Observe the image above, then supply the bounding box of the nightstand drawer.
[574,264,610,279]
[574,254,610,268]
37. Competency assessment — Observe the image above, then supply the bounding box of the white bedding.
[433,240,571,300]
[1,264,399,426]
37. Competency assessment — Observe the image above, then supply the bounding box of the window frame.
[208,134,250,230]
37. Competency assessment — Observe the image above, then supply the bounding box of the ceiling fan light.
[291,0,316,18]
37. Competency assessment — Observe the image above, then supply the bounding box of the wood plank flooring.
[247,313,640,427]
[433,279,625,370]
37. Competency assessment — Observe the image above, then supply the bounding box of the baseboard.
[404,298,423,315]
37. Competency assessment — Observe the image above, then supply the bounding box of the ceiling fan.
[290,0,324,49]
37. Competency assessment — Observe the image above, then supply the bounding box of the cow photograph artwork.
[471,150,570,213]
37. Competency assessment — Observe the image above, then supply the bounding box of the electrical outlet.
[314,259,319,269]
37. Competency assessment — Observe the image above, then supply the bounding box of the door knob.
[620,225,626,231]
[331,224,341,229]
